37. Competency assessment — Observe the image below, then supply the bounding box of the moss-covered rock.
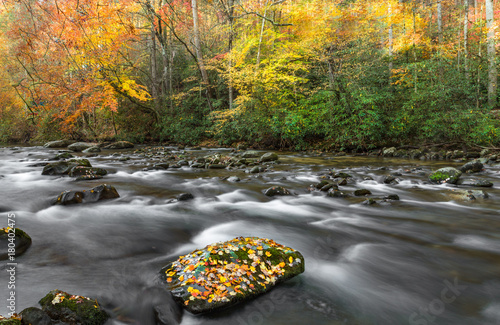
[327,189,348,198]
[82,146,101,154]
[161,237,304,314]
[69,167,108,178]
[103,141,134,149]
[459,160,484,173]
[38,290,109,325]
[68,142,97,152]
[42,159,92,176]
[264,186,291,197]
[260,152,279,162]
[429,167,462,184]
[0,228,32,260]
[0,317,21,325]
[53,184,119,205]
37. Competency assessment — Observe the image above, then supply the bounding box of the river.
[0,145,499,325]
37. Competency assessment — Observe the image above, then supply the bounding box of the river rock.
[162,236,304,314]
[52,152,74,160]
[82,146,101,153]
[383,147,397,157]
[38,290,109,324]
[19,307,51,325]
[428,167,462,184]
[327,189,348,198]
[250,166,261,173]
[177,193,194,201]
[459,160,484,173]
[383,194,400,201]
[447,189,489,201]
[53,184,119,205]
[68,142,96,152]
[227,176,240,182]
[354,189,371,196]
[69,166,108,177]
[103,141,134,149]
[241,150,260,158]
[42,159,92,176]
[362,198,377,205]
[260,152,278,162]
[136,287,182,325]
[457,178,494,187]
[0,228,32,260]
[264,186,291,196]
[383,175,398,184]
[43,140,76,148]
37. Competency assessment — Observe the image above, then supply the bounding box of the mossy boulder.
[0,317,21,325]
[241,150,260,159]
[429,167,462,184]
[42,159,92,176]
[53,184,119,205]
[260,152,279,162]
[459,160,484,173]
[82,146,101,153]
[0,228,32,260]
[264,186,291,197]
[69,166,108,178]
[19,307,51,325]
[161,237,304,314]
[43,140,76,148]
[68,142,97,152]
[103,141,134,149]
[38,290,109,325]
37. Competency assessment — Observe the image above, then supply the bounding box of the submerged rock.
[428,167,462,184]
[264,186,291,197]
[103,141,134,149]
[162,237,304,314]
[53,184,119,205]
[0,228,32,260]
[457,178,494,187]
[177,193,194,201]
[38,290,109,325]
[459,160,484,173]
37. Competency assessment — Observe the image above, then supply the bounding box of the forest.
[0,0,499,150]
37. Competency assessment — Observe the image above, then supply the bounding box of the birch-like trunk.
[485,0,497,107]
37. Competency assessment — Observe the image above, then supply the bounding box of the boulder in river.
[53,184,119,205]
[161,236,304,314]
[459,160,484,173]
[177,193,194,201]
[82,146,101,153]
[0,228,32,260]
[327,189,348,198]
[38,290,109,324]
[42,159,92,176]
[447,189,489,201]
[43,140,76,148]
[19,307,51,325]
[68,166,108,177]
[354,189,372,196]
[241,150,260,158]
[428,167,462,184]
[457,178,493,187]
[52,152,74,160]
[260,152,279,162]
[264,186,291,196]
[103,141,134,149]
[68,142,97,152]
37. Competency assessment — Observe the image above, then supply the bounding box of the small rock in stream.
[0,228,31,260]
[264,186,291,197]
[177,193,194,201]
[53,184,119,205]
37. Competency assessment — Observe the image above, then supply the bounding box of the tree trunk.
[191,0,212,109]
[437,0,443,45]
[463,0,469,80]
[486,0,497,107]
[228,0,234,110]
[388,3,393,85]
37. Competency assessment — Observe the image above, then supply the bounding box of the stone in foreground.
[264,186,291,196]
[0,228,32,260]
[428,167,462,184]
[39,290,109,325]
[162,237,304,314]
[54,184,119,205]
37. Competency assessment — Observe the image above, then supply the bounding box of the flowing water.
[1,145,500,325]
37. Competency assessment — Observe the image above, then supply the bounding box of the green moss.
[0,319,21,325]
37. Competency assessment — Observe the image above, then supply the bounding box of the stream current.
[0,145,499,325]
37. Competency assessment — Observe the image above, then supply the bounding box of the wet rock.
[43,140,76,148]
[241,150,260,158]
[75,175,104,181]
[327,189,348,198]
[161,237,304,314]
[315,180,331,189]
[177,193,194,201]
[118,156,130,161]
[457,178,494,187]
[362,198,377,205]
[447,189,489,201]
[383,194,400,200]
[42,159,92,176]
[260,152,279,162]
[337,178,348,186]
[227,176,240,182]
[264,186,291,197]
[136,287,182,325]
[52,152,74,160]
[20,307,51,325]
[82,146,101,153]
[0,228,32,260]
[69,166,108,177]
[383,175,398,184]
[363,176,374,181]
[178,160,189,166]
[153,163,170,170]
[428,167,462,184]
[39,290,109,325]
[459,160,484,173]
[68,142,96,152]
[320,183,337,192]
[53,184,119,205]
[354,189,371,196]
[190,163,204,168]
[103,141,134,149]
[333,172,352,179]
[250,166,261,174]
